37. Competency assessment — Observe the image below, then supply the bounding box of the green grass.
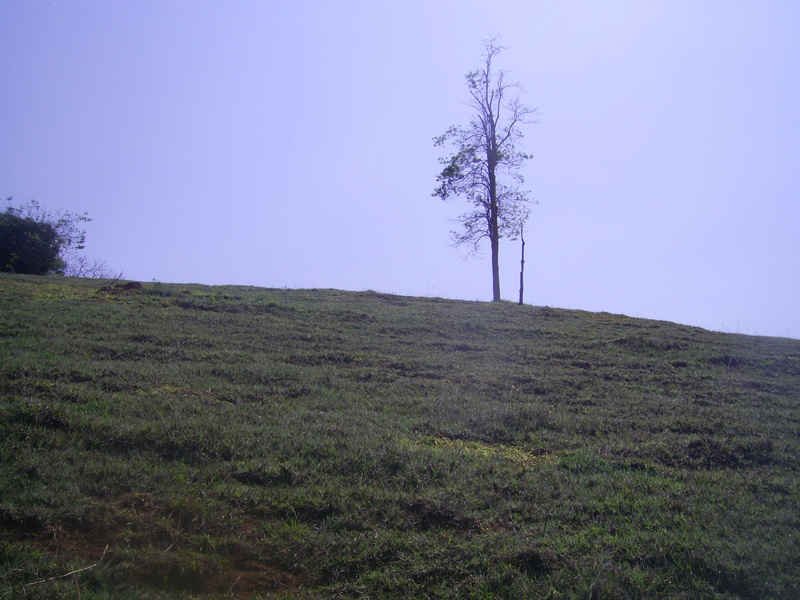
[1,272,799,599]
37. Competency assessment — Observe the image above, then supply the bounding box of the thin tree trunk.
[491,235,501,302]
[489,204,501,302]
[488,134,501,302]
[518,227,525,305]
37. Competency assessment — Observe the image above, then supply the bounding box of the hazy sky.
[2,1,799,338]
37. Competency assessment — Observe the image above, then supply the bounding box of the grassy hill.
[1,273,799,599]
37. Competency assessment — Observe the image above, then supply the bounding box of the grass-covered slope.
[1,273,799,599]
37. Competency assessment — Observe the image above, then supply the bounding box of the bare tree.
[63,255,113,279]
[433,37,536,302]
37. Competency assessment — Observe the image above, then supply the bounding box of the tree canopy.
[1,198,93,276]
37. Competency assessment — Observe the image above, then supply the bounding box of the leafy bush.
[0,206,63,274]
[1,197,109,276]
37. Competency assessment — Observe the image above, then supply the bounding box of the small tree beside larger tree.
[433,37,536,302]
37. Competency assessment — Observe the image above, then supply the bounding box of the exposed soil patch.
[227,559,303,598]
[2,497,305,598]
[102,280,144,295]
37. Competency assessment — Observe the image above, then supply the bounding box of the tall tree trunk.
[491,231,501,302]
[518,227,525,305]
[489,186,501,302]
[488,131,501,302]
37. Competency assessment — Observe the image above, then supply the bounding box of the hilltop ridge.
[2,274,799,599]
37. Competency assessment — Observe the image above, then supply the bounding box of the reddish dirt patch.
[3,499,306,597]
[114,281,144,293]
[98,280,144,295]
[228,559,303,598]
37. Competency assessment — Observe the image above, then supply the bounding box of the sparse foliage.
[434,37,537,301]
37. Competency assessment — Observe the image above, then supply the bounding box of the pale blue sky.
[2,0,798,338]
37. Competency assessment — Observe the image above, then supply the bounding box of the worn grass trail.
[1,273,799,599]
